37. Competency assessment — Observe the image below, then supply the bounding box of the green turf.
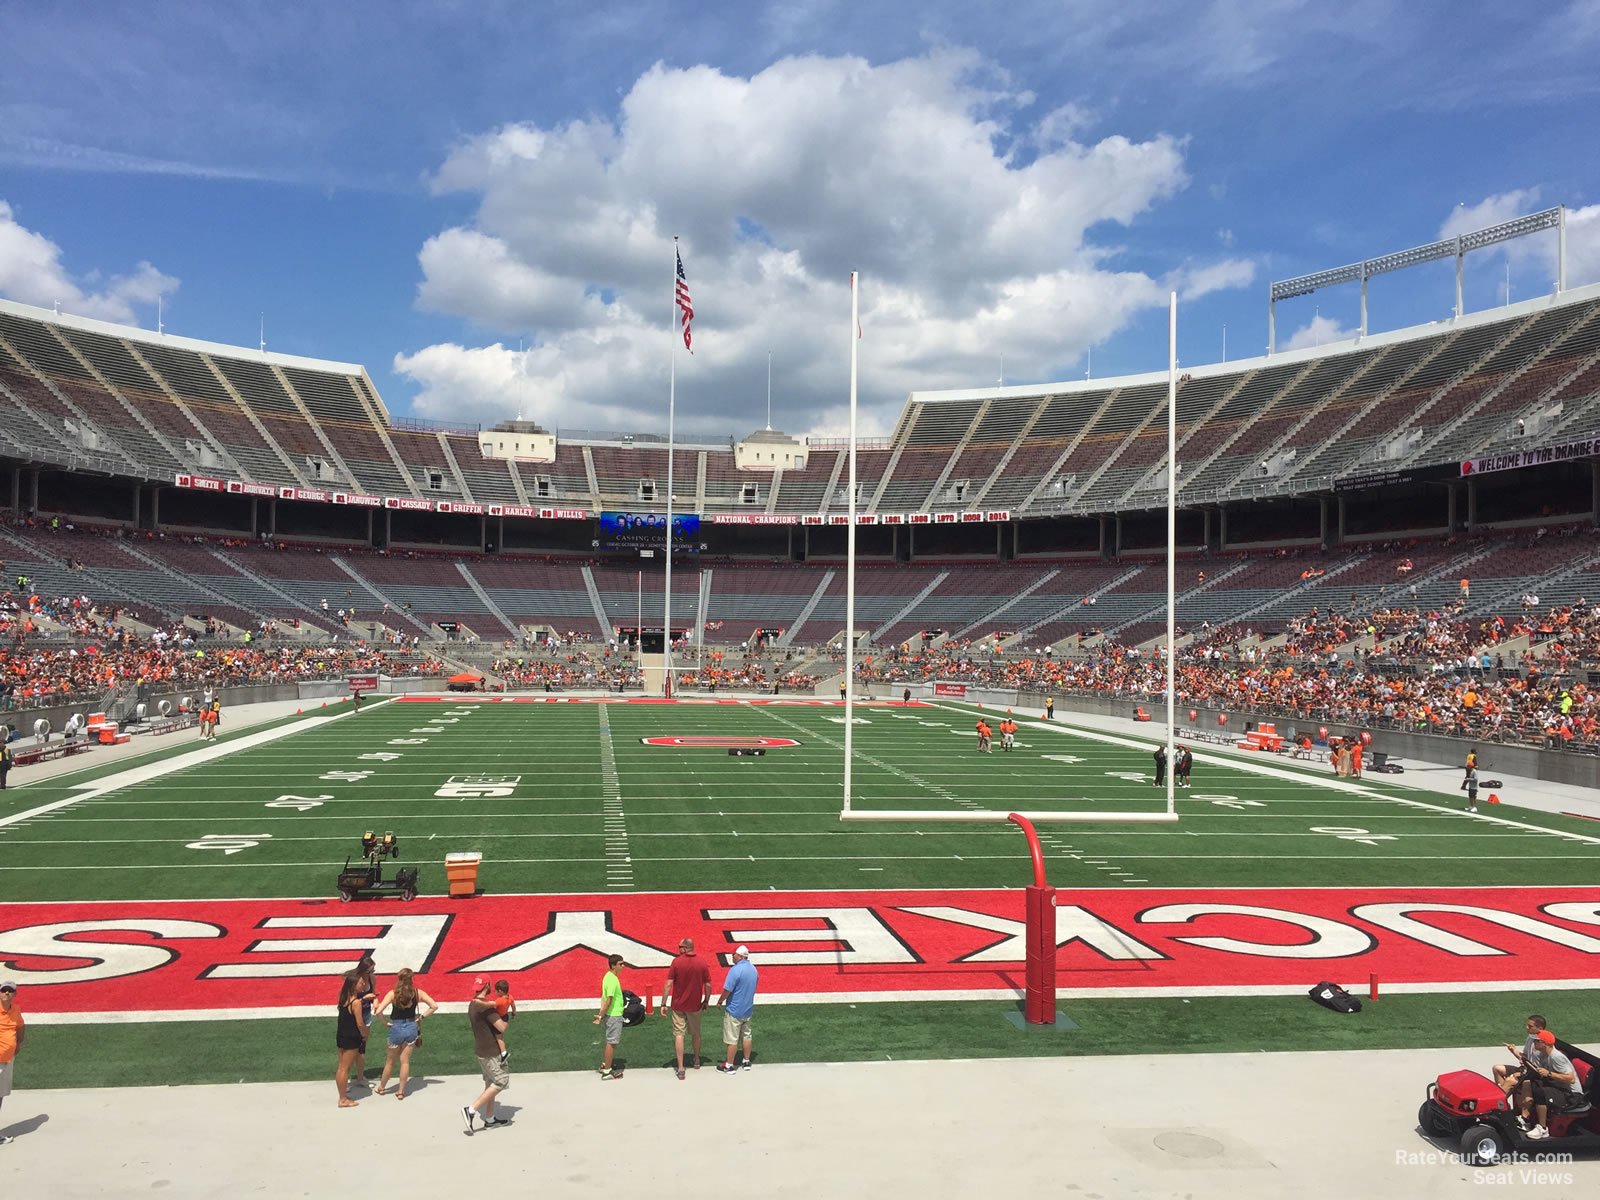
[18,989,1600,1091]
[5,694,1597,1089]
[2,696,1594,902]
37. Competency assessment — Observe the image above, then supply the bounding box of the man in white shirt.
[1521,1029,1587,1139]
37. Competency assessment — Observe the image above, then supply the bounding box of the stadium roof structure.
[3,278,1600,521]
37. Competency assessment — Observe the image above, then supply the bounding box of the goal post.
[838,808,1178,824]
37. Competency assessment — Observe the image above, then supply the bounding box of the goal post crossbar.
[838,809,1178,824]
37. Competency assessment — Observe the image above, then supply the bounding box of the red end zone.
[5,887,1600,1017]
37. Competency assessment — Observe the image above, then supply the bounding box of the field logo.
[640,736,800,748]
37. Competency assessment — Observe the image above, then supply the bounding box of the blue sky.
[2,0,1598,438]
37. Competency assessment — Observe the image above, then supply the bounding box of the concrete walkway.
[3,698,320,790]
[1,1046,1590,1198]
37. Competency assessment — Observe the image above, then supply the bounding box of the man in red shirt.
[663,937,711,1080]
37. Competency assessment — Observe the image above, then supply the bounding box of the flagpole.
[664,237,678,698]
[1166,291,1177,816]
[843,272,859,815]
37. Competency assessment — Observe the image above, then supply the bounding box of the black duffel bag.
[1309,980,1362,1013]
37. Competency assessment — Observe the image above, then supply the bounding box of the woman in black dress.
[335,971,368,1108]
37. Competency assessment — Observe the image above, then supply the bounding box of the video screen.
[598,511,702,551]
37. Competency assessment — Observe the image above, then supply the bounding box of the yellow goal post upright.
[835,289,1185,1024]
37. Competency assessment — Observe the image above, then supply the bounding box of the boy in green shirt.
[592,953,625,1079]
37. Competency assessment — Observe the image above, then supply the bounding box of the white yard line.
[0,702,387,831]
[597,702,632,889]
[25,975,1600,1025]
[929,704,1600,849]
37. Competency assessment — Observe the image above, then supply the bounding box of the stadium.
[3,205,1600,1180]
[4,57,1600,1187]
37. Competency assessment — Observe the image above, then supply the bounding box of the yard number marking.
[1310,825,1398,846]
[186,833,272,855]
[264,793,334,811]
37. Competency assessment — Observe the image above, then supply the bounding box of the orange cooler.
[445,851,482,897]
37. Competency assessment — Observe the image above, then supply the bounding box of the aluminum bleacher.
[771,449,840,513]
[466,560,601,634]
[702,566,823,634]
[283,365,411,497]
[129,342,290,484]
[590,563,700,631]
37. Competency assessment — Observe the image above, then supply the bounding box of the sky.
[2,0,1599,441]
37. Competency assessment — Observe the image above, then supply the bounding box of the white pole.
[664,238,678,697]
[767,351,772,431]
[1166,292,1177,816]
[843,272,859,814]
[637,568,642,667]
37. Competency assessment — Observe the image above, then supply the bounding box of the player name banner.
[173,474,224,492]
[169,474,1007,528]
[346,674,378,690]
[9,886,1600,1017]
[1461,437,1600,477]
[225,480,278,498]
[932,682,968,697]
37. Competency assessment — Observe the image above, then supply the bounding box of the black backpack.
[1309,981,1362,1013]
[621,989,647,1027]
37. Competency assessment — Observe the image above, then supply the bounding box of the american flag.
[675,247,694,353]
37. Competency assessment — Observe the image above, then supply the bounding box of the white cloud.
[1281,313,1357,352]
[1439,189,1544,240]
[1439,189,1600,293]
[1169,258,1256,301]
[0,199,177,325]
[399,51,1232,436]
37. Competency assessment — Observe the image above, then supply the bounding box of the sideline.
[0,698,391,830]
[933,701,1600,848]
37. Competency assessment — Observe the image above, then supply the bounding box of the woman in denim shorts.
[375,968,439,1100]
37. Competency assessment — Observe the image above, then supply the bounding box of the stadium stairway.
[578,566,613,639]
[0,527,157,620]
[328,557,435,638]
[870,569,949,644]
[115,540,277,630]
[1103,560,1253,644]
[455,562,520,637]
[1011,564,1145,647]
[776,570,836,646]
[952,567,1059,642]
[210,550,345,638]
[1201,550,1372,631]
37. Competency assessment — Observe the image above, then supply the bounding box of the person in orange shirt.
[975,719,992,753]
[0,980,23,1143]
[999,716,1018,752]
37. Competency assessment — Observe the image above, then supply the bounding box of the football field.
[6,693,1600,1093]
[3,694,1598,902]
